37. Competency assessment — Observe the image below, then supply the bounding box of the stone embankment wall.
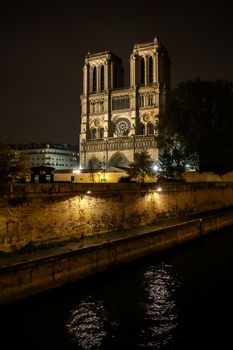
[0,182,233,252]
[1,209,233,305]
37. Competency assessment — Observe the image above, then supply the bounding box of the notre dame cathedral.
[79,37,170,169]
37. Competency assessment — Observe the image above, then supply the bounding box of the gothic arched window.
[142,124,145,135]
[100,65,104,92]
[149,56,153,84]
[100,100,104,112]
[147,123,154,134]
[140,58,145,85]
[139,94,144,107]
[99,128,104,138]
[91,128,97,139]
[148,93,153,106]
[93,66,97,93]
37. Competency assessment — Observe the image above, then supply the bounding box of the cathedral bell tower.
[80,51,124,143]
[80,38,171,170]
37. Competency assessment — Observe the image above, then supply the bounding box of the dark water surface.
[1,227,233,349]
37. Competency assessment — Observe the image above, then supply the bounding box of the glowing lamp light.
[73,169,81,174]
[86,190,91,194]
[156,187,162,192]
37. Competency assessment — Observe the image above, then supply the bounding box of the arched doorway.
[108,152,130,167]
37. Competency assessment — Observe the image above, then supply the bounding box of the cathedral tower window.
[139,94,144,107]
[148,93,153,106]
[147,123,154,134]
[91,128,97,139]
[99,128,104,138]
[149,56,153,84]
[92,67,97,93]
[140,58,145,85]
[100,100,104,112]
[112,96,130,110]
[100,65,104,92]
[141,124,145,135]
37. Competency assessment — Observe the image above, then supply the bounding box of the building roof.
[11,143,78,151]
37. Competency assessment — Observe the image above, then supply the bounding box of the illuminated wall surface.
[0,182,233,253]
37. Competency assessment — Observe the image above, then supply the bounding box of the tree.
[158,137,198,178]
[0,141,29,183]
[159,78,233,174]
[127,150,154,182]
[158,145,186,177]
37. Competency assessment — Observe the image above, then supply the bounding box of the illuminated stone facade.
[12,143,78,170]
[80,37,170,169]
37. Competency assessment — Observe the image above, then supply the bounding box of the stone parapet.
[0,182,233,253]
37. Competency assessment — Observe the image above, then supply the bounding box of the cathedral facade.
[79,37,170,169]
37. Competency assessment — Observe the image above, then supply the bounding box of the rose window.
[114,118,131,137]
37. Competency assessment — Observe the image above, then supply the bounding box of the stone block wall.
[0,182,233,252]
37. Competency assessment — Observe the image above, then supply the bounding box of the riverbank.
[1,207,233,305]
[1,182,233,253]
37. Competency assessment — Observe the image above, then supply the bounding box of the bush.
[118,176,133,183]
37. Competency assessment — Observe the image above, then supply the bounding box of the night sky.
[1,0,233,146]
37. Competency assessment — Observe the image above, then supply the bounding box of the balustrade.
[82,135,157,152]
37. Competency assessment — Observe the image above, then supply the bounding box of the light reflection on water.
[2,227,233,350]
[139,262,179,349]
[65,261,179,349]
[66,297,108,349]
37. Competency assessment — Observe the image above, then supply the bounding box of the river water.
[1,227,233,349]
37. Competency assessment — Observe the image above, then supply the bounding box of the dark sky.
[1,0,233,146]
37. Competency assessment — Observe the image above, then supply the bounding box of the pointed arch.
[147,122,154,135]
[141,124,145,135]
[108,152,130,167]
[88,156,101,170]
[90,128,97,139]
[99,128,104,138]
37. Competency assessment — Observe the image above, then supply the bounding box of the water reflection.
[2,228,233,349]
[65,262,179,349]
[66,296,108,349]
[139,262,179,348]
